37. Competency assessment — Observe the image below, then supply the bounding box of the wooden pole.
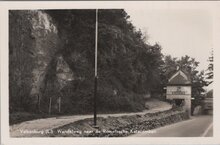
[58,97,61,113]
[49,97,52,115]
[37,94,41,112]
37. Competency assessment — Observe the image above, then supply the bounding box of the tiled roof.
[168,70,191,85]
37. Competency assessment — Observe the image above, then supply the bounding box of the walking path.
[10,101,171,137]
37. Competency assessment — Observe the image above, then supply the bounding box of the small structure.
[166,69,191,116]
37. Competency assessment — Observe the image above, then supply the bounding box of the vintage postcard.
[1,1,220,145]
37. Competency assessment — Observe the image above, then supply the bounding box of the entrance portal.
[166,69,191,116]
[174,99,184,107]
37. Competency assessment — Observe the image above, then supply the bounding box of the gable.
[168,70,191,85]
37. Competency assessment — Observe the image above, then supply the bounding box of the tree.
[45,9,165,113]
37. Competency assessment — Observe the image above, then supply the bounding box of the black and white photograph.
[1,1,220,145]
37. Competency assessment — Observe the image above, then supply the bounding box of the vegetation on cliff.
[9,9,208,116]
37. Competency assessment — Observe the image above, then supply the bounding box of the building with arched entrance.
[166,69,192,116]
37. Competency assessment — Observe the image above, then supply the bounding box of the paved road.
[10,103,171,137]
[130,115,213,137]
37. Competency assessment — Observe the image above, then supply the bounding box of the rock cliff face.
[9,10,73,112]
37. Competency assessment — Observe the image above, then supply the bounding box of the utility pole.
[94,9,98,126]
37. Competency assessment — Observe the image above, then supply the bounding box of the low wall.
[50,108,189,137]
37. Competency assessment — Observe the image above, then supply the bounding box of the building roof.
[168,70,191,85]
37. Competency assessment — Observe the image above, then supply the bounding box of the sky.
[125,9,213,71]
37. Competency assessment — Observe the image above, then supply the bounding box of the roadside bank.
[49,108,189,137]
